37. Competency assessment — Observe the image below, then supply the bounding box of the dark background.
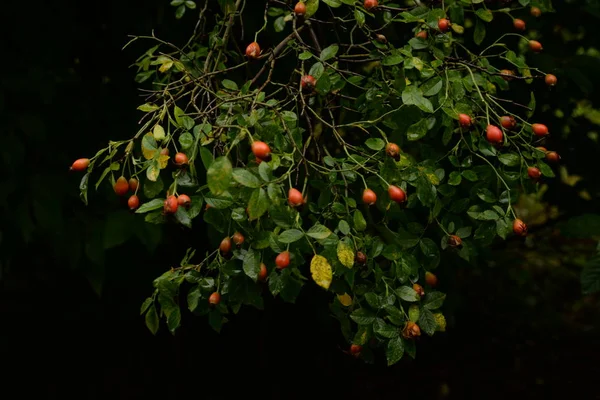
[2,0,600,399]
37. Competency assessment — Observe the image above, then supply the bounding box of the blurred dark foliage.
[1,0,599,399]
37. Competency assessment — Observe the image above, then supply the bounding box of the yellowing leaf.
[146,160,160,182]
[337,240,355,268]
[159,61,173,73]
[426,172,440,185]
[142,133,157,160]
[337,293,353,307]
[434,313,446,332]
[310,255,332,290]
[157,154,170,169]
[153,124,166,141]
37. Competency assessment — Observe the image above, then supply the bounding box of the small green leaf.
[402,85,434,113]
[207,156,233,195]
[354,9,365,27]
[407,119,429,141]
[175,4,186,18]
[232,168,262,188]
[175,207,192,228]
[248,188,268,220]
[475,8,493,22]
[179,132,194,149]
[136,198,165,214]
[418,307,437,336]
[338,220,350,235]
[538,161,555,177]
[320,44,339,61]
[145,305,159,335]
[456,226,472,238]
[243,248,261,281]
[386,336,405,366]
[278,229,305,243]
[365,138,385,151]
[396,286,421,302]
[350,308,376,325]
[140,297,153,315]
[423,291,446,310]
[498,153,521,167]
[305,0,319,18]
[138,103,159,112]
[448,171,462,186]
[353,210,367,231]
[306,224,332,239]
[474,18,486,45]
[221,79,238,90]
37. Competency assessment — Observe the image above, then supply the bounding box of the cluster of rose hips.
[70,150,191,213]
[458,112,559,180]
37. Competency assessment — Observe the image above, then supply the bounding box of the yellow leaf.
[157,154,170,169]
[337,293,352,307]
[142,133,157,160]
[426,172,440,185]
[337,241,354,268]
[434,313,446,332]
[159,61,173,73]
[153,124,166,141]
[146,161,160,182]
[310,255,332,290]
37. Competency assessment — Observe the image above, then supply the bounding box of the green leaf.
[140,297,153,315]
[498,153,521,167]
[354,9,365,27]
[418,307,437,336]
[322,0,341,6]
[423,291,446,310]
[422,77,443,97]
[353,210,367,231]
[175,207,192,228]
[232,168,262,188]
[456,226,472,238]
[320,44,339,61]
[145,304,159,335]
[187,286,201,311]
[179,132,194,149]
[167,306,181,332]
[402,85,433,113]
[396,286,421,302]
[138,103,159,112]
[204,192,234,209]
[221,79,238,90]
[258,162,272,182]
[350,308,376,325]
[306,224,332,239]
[462,170,478,182]
[136,199,165,214]
[527,92,536,118]
[305,0,319,18]
[477,188,497,203]
[475,8,493,22]
[581,252,600,295]
[299,51,312,60]
[243,248,261,281]
[374,319,399,339]
[407,119,429,141]
[207,156,232,195]
[248,188,268,220]
[338,220,350,235]
[278,229,305,243]
[382,54,404,66]
[538,161,555,177]
[175,4,186,18]
[365,138,385,151]
[419,238,440,269]
[199,147,213,170]
[386,336,405,366]
[309,62,325,79]
[448,171,462,186]
[408,305,420,322]
[474,18,486,45]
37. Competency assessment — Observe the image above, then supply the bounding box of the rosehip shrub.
[73,0,558,366]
